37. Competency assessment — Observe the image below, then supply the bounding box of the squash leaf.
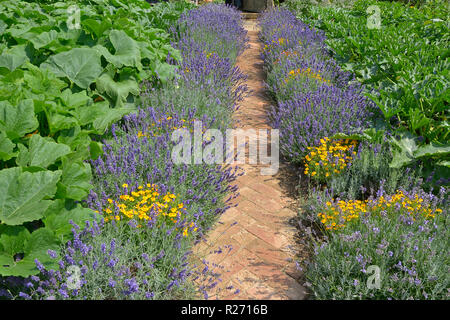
[16,134,71,168]
[0,99,39,141]
[0,167,62,225]
[43,199,99,242]
[40,48,103,89]
[0,226,59,277]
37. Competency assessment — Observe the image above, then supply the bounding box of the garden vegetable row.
[0,0,191,281]
[292,0,449,178]
[1,3,248,300]
[260,4,448,300]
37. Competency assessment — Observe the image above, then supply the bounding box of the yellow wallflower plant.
[318,190,442,231]
[284,67,331,86]
[303,137,358,182]
[99,184,197,237]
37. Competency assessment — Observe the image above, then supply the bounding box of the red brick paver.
[192,18,307,300]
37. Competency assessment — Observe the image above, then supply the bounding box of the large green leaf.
[16,134,71,168]
[23,62,67,96]
[154,61,176,84]
[0,69,25,85]
[57,126,103,163]
[0,226,29,258]
[56,159,92,201]
[138,41,157,61]
[0,99,39,141]
[390,132,450,168]
[109,30,142,69]
[56,125,90,150]
[389,133,418,168]
[0,20,6,35]
[89,140,103,160]
[0,226,59,277]
[58,89,92,109]
[40,48,103,89]
[92,106,133,134]
[0,45,29,72]
[22,30,59,50]
[96,73,139,108]
[82,18,112,38]
[40,100,79,134]
[0,167,62,225]
[43,199,99,242]
[71,101,132,132]
[70,103,107,127]
[93,30,141,69]
[0,131,16,161]
[414,143,450,159]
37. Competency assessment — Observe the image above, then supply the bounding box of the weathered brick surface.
[191,19,306,300]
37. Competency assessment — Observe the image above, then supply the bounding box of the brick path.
[191,18,307,300]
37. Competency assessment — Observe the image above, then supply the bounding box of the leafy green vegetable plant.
[0,0,192,277]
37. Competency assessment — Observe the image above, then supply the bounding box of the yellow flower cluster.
[304,137,357,181]
[284,67,331,85]
[275,37,287,46]
[206,51,216,59]
[318,199,367,230]
[137,118,208,139]
[100,183,197,237]
[263,37,289,54]
[318,190,442,231]
[274,49,300,65]
[200,50,217,59]
[367,191,441,220]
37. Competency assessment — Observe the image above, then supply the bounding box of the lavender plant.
[142,3,248,128]
[141,50,248,127]
[266,51,352,103]
[173,4,248,62]
[13,219,196,300]
[0,3,246,300]
[303,187,449,300]
[271,85,373,163]
[260,7,449,301]
[327,142,424,200]
[89,107,239,233]
[259,8,377,163]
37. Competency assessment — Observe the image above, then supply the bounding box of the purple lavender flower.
[47,250,58,259]
[18,292,31,300]
[123,278,139,295]
[109,279,116,288]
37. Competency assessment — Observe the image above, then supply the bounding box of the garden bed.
[0,2,249,300]
[259,1,448,300]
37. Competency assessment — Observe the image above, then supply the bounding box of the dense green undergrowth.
[1,3,247,300]
[285,0,449,181]
[0,0,190,279]
[261,1,449,300]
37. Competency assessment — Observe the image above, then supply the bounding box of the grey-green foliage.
[0,0,191,278]
[281,0,357,16]
[304,204,449,299]
[140,79,234,130]
[328,142,423,200]
[22,220,197,300]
